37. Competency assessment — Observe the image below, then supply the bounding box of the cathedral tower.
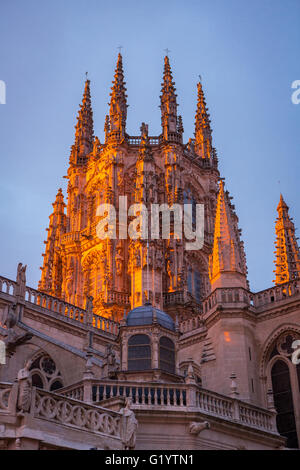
[39,54,222,322]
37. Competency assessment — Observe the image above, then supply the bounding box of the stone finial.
[83,351,94,380]
[230,372,239,397]
[185,363,196,384]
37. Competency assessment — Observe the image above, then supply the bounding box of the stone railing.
[197,389,234,419]
[202,281,300,316]
[57,382,85,401]
[163,290,195,307]
[238,402,273,431]
[92,381,187,407]
[25,286,120,335]
[0,276,17,297]
[203,287,253,314]
[127,135,160,146]
[58,379,277,434]
[167,132,182,144]
[179,315,204,334]
[61,231,81,244]
[163,291,185,306]
[0,275,120,337]
[31,388,122,441]
[103,291,130,306]
[252,280,300,310]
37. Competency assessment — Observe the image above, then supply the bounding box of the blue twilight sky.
[0,0,299,293]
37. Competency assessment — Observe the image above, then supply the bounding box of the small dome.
[126,304,175,331]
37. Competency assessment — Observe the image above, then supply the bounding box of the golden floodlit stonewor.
[0,54,299,450]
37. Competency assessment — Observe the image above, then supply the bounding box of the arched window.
[159,336,175,374]
[128,334,151,371]
[29,352,63,391]
[31,373,44,389]
[187,267,202,302]
[271,360,298,448]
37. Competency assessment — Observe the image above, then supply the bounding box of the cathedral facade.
[0,54,299,450]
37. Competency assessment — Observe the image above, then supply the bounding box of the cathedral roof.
[126,304,175,331]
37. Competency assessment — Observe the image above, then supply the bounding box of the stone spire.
[39,188,66,295]
[209,181,248,290]
[108,53,128,140]
[194,81,212,159]
[160,56,180,142]
[273,194,300,285]
[70,79,94,165]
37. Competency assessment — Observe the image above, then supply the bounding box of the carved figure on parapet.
[120,397,138,450]
[16,263,27,299]
[102,344,120,378]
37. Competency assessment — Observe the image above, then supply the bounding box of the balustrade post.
[152,334,159,369]
[186,384,197,408]
[232,398,240,422]
[83,352,94,404]
[83,378,93,404]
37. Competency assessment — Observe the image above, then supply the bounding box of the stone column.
[152,333,159,369]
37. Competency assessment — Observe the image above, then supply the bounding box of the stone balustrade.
[163,290,185,306]
[252,280,300,309]
[0,276,17,297]
[58,379,277,434]
[0,275,120,337]
[0,382,124,448]
[202,281,300,316]
[127,135,161,146]
[92,381,187,407]
[32,388,122,439]
[57,383,85,401]
[61,231,81,244]
[202,287,253,316]
[179,315,204,334]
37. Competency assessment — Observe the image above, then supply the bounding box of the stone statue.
[17,360,32,415]
[16,263,27,298]
[93,136,100,157]
[102,344,119,378]
[120,398,138,450]
[115,244,124,276]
